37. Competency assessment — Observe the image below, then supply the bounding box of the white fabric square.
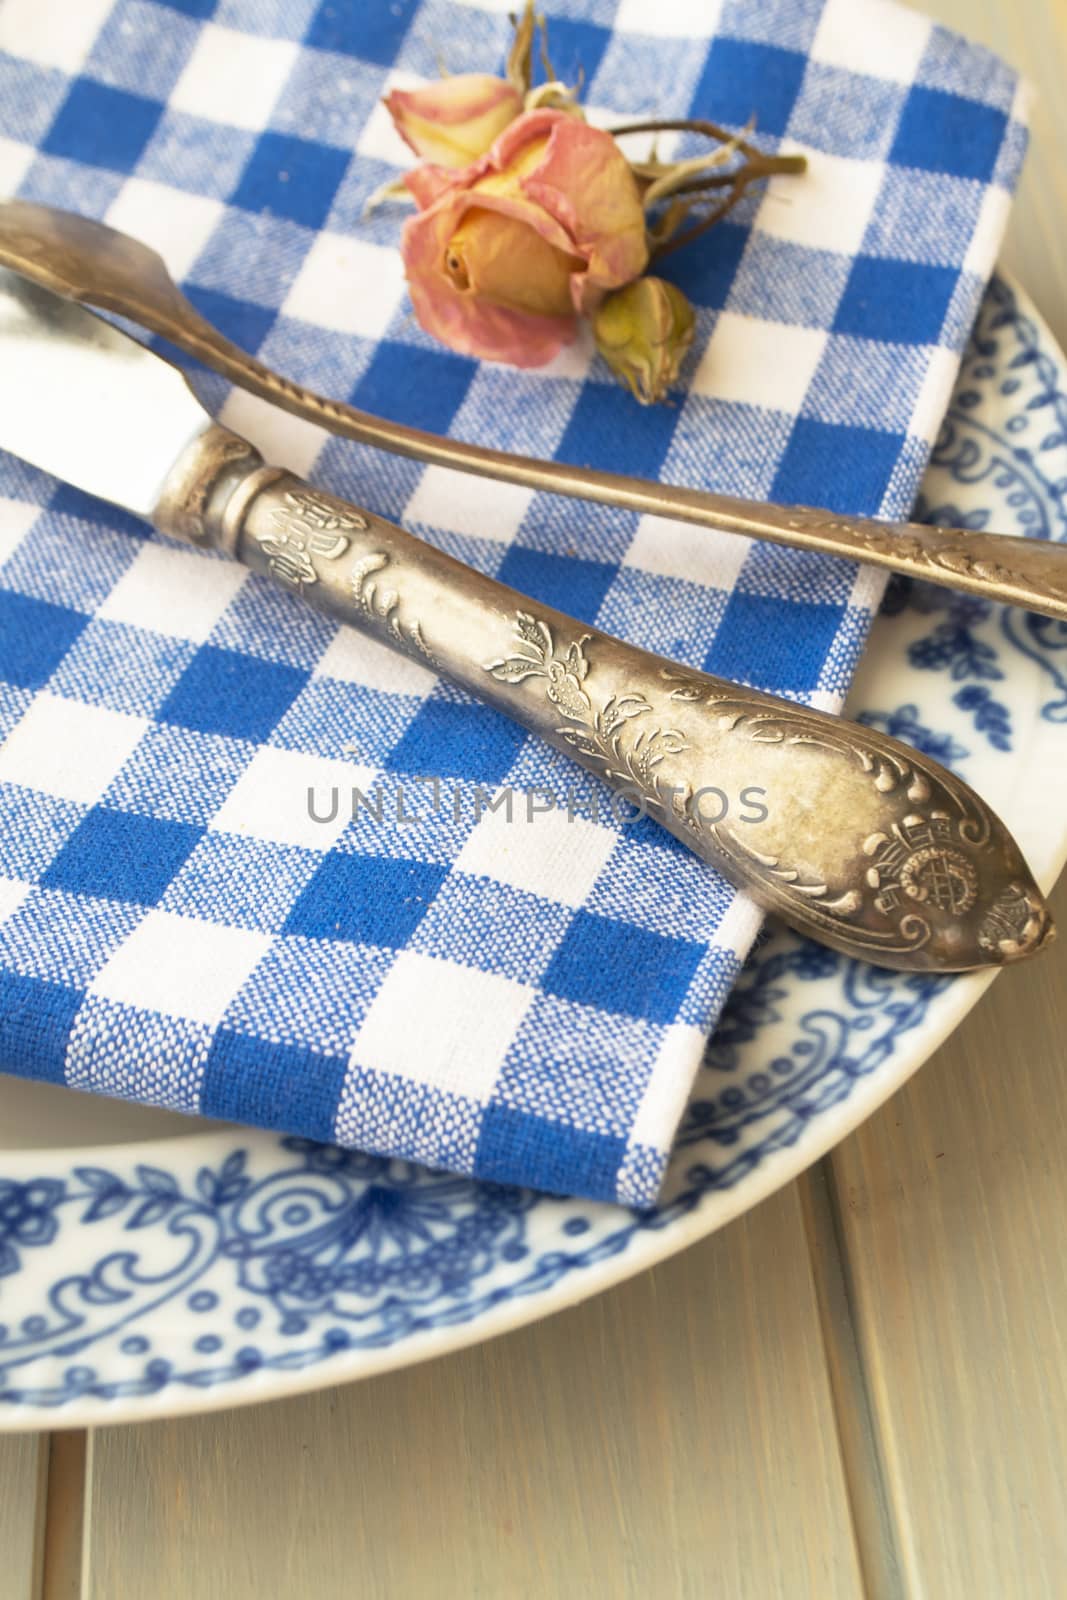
[356,70,423,167]
[218,389,332,479]
[625,514,753,592]
[629,1021,708,1149]
[0,694,147,805]
[92,910,270,1025]
[170,24,298,131]
[534,325,597,382]
[314,623,437,697]
[283,231,406,339]
[405,465,533,547]
[0,497,40,567]
[456,796,616,907]
[809,0,931,84]
[911,346,961,444]
[0,875,30,927]
[98,542,246,643]
[0,0,112,72]
[847,561,887,620]
[105,180,224,284]
[965,185,1013,278]
[0,136,34,199]
[210,746,377,849]
[351,951,534,1101]
[692,314,828,413]
[807,687,838,714]
[614,0,724,38]
[756,143,885,257]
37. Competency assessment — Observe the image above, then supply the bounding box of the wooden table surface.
[3,2,1067,1596]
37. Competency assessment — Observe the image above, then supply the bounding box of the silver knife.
[0,266,1052,972]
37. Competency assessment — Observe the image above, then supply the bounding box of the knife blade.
[0,266,1052,971]
[0,267,209,515]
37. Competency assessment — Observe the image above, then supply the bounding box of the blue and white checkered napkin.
[0,0,1027,1205]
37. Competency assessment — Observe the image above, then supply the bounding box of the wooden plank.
[0,1433,47,1600]
[85,1185,863,1599]
[829,874,1067,1595]
[912,0,1067,352]
[822,3,1067,1585]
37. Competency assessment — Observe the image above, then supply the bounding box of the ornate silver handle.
[153,426,1054,973]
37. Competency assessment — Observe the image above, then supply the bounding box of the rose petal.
[401,200,576,365]
[386,74,522,168]
[520,118,648,309]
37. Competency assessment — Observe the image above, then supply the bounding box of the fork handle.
[153,425,1053,973]
[6,196,1067,620]
[170,317,1067,622]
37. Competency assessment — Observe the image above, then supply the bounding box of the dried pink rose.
[384,74,523,169]
[400,108,649,367]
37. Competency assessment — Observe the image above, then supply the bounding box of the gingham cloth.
[0,0,1027,1206]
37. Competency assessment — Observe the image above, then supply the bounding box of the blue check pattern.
[0,0,1027,1205]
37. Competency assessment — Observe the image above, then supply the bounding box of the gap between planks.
[38,1431,90,1600]
[799,1162,907,1600]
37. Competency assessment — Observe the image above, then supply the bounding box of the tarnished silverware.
[0,265,1052,972]
[2,198,1067,623]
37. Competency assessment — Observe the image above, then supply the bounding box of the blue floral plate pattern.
[2,274,1066,1428]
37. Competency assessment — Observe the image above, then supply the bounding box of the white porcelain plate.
[2,275,1066,1430]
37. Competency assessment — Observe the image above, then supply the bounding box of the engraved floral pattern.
[485,613,689,811]
[484,614,1019,961]
[350,551,438,667]
[663,672,999,949]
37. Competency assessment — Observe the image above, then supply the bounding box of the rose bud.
[593,276,696,404]
[400,108,649,367]
[385,74,523,168]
